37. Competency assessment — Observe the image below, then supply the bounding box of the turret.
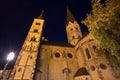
[66,8,82,46]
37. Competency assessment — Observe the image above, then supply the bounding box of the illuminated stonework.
[7,9,119,80]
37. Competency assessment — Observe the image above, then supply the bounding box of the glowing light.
[7,52,15,61]
[0,71,3,73]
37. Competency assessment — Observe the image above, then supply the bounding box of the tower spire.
[66,8,76,24]
[38,10,44,19]
[66,7,83,46]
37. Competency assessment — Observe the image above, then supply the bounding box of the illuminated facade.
[8,9,119,80]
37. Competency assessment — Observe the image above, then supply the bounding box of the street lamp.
[7,52,15,61]
[0,52,15,79]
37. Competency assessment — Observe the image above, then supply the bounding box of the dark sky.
[0,0,91,69]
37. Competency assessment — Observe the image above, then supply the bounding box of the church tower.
[66,8,82,46]
[6,7,119,80]
[8,12,44,80]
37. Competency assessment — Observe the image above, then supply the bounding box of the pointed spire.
[66,8,76,24]
[38,10,44,19]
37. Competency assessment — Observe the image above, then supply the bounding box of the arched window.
[76,27,78,30]
[91,66,95,71]
[93,46,96,51]
[70,28,73,31]
[33,29,38,33]
[63,68,70,80]
[85,48,91,59]
[36,22,40,25]
[30,56,32,59]
[86,77,88,80]
[30,37,36,41]
[63,68,70,74]
[72,36,75,39]
[18,68,22,72]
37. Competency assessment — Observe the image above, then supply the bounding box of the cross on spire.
[38,10,44,19]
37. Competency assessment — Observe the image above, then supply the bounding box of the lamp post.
[0,52,15,79]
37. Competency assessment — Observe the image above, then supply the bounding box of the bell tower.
[66,8,82,46]
[8,12,44,80]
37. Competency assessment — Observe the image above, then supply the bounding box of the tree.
[82,0,120,78]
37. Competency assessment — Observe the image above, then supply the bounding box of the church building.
[7,8,119,80]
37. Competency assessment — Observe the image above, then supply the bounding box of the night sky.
[0,0,91,69]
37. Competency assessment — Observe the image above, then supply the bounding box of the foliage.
[82,0,120,77]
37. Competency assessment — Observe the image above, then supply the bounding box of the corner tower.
[66,8,82,46]
[8,12,44,80]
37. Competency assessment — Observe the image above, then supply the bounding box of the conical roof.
[74,67,90,77]
[66,8,76,24]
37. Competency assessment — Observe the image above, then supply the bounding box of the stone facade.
[7,9,119,80]
[34,42,78,80]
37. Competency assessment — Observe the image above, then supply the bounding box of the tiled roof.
[41,41,74,47]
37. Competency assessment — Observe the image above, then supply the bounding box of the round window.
[100,63,107,70]
[68,53,73,58]
[55,53,60,58]
[91,66,95,71]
